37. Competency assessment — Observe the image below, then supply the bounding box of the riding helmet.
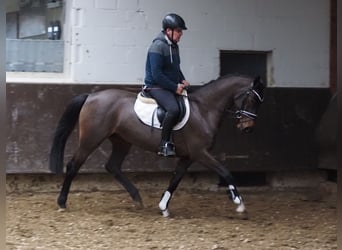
[162,13,187,31]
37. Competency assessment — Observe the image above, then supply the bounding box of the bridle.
[233,87,264,120]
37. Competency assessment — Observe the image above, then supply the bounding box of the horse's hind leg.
[159,157,192,217]
[105,136,143,208]
[57,150,89,209]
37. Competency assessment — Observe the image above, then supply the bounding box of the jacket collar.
[153,32,177,48]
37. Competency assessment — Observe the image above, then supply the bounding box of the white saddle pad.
[134,90,190,130]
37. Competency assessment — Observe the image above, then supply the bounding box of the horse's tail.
[49,93,89,174]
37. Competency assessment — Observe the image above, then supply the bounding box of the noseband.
[234,88,264,120]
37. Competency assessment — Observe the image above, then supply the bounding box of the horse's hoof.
[133,201,144,210]
[57,207,67,212]
[161,209,170,217]
[58,202,66,208]
[236,211,249,220]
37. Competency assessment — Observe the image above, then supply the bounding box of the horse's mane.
[188,74,251,102]
[214,73,252,82]
[198,74,251,87]
[189,74,252,97]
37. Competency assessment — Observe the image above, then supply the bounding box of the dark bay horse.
[49,75,265,218]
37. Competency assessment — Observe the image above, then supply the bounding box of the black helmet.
[162,13,187,31]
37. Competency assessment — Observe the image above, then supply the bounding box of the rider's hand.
[176,83,184,95]
[181,80,190,87]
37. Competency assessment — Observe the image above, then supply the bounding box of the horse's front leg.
[196,150,247,218]
[159,157,192,217]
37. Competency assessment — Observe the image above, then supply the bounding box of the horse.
[49,75,265,218]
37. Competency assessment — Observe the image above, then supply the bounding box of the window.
[6,0,64,73]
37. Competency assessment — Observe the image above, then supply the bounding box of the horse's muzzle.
[236,117,255,133]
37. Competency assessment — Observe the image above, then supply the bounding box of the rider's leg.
[148,89,180,156]
[159,112,178,155]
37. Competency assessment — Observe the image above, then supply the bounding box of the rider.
[144,13,190,157]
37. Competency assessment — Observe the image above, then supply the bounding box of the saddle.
[134,90,190,130]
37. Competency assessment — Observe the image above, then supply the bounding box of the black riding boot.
[158,113,177,157]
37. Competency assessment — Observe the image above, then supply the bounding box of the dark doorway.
[220,50,268,83]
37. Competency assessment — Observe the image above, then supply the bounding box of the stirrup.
[158,142,176,157]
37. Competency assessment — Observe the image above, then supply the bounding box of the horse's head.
[233,76,265,133]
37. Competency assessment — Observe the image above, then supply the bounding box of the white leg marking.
[159,191,171,215]
[228,185,242,205]
[236,201,246,213]
[233,196,242,205]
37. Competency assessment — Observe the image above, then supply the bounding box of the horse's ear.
[252,76,265,92]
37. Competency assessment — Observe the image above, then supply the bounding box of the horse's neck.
[194,77,245,112]
[189,77,249,134]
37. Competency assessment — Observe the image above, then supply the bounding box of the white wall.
[66,0,330,87]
